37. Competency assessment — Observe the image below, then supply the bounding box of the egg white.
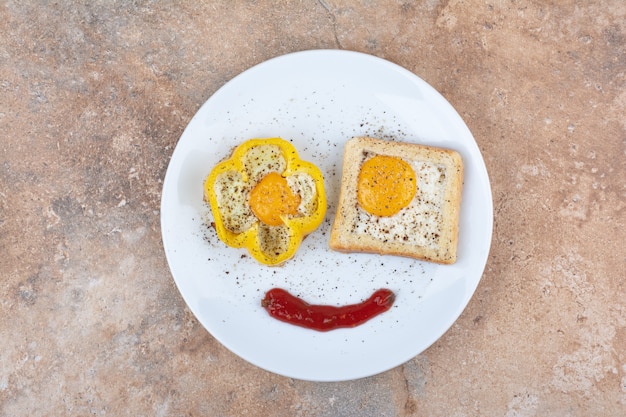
[353,156,446,250]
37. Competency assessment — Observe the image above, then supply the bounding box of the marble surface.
[1,1,625,415]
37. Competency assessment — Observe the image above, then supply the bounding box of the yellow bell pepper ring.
[204,138,327,266]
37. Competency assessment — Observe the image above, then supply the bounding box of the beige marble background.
[1,1,625,415]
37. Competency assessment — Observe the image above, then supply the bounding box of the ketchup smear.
[261,288,396,332]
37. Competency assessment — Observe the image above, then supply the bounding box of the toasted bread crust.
[329,137,463,264]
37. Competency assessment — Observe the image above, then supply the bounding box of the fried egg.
[354,152,447,250]
[212,143,319,258]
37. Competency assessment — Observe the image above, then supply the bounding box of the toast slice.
[329,137,463,264]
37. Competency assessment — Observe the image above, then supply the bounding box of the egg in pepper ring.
[204,138,326,266]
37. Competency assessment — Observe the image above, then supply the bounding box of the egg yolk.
[249,172,301,226]
[357,155,417,217]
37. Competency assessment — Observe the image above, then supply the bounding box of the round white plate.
[161,50,493,381]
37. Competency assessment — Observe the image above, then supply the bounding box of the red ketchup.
[261,288,396,332]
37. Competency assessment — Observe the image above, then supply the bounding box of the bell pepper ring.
[204,138,327,266]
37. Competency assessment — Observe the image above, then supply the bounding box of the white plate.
[161,50,493,381]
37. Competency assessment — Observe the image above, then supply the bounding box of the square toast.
[329,137,464,264]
